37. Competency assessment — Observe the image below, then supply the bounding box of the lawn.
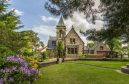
[76,60,129,69]
[34,61,129,84]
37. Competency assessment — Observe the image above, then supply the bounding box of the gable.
[65,28,84,44]
[94,42,110,51]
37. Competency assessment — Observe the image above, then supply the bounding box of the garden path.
[74,62,128,75]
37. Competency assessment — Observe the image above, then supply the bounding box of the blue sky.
[9,0,103,45]
[9,0,60,45]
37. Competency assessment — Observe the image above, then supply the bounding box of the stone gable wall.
[94,43,110,54]
[65,29,84,58]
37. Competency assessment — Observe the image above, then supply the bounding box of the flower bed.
[0,56,40,84]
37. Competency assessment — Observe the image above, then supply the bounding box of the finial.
[72,25,74,29]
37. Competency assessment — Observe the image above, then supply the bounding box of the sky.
[9,0,103,46]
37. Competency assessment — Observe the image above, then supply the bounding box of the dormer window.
[100,46,104,50]
[70,38,76,44]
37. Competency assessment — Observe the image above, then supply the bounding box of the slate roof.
[84,46,97,50]
[57,16,65,26]
[47,36,57,49]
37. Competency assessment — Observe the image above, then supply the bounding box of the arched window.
[59,30,62,38]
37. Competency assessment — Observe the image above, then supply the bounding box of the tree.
[0,1,41,57]
[44,0,96,22]
[106,38,122,58]
[87,42,94,48]
[0,45,15,58]
[0,0,23,53]
[56,41,64,63]
[19,30,40,56]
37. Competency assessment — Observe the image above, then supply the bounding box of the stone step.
[121,66,129,74]
[126,64,129,68]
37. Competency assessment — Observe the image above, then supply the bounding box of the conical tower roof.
[57,16,65,26]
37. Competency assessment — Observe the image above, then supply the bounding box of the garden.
[1,0,129,84]
[34,61,129,84]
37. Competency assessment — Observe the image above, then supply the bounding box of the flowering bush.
[25,56,40,68]
[0,56,40,84]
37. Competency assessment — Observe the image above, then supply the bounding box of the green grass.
[34,61,129,84]
[76,60,129,69]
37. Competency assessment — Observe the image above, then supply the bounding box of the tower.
[56,16,66,42]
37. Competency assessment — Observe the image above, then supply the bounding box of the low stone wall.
[39,61,57,67]
[39,58,79,67]
[39,58,57,67]
[40,58,118,67]
[79,58,105,61]
[121,64,129,74]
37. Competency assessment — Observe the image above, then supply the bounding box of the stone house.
[47,16,84,58]
[84,42,110,55]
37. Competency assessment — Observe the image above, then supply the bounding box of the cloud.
[14,9,24,16]
[64,11,104,32]
[32,25,56,36]
[63,1,103,45]
[41,16,58,22]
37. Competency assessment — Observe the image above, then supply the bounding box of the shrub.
[25,56,40,68]
[41,51,48,61]
[0,45,15,58]
[0,56,40,84]
[20,48,34,56]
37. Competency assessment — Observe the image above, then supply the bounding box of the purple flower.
[0,78,4,84]
[0,56,40,83]
[9,77,14,82]
[30,68,40,75]
[7,56,26,64]
[1,68,12,73]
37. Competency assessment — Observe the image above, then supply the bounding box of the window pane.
[75,48,78,54]
[68,48,70,54]
[71,48,74,54]
[52,41,56,46]
[70,38,72,44]
[73,39,75,44]
[70,38,76,44]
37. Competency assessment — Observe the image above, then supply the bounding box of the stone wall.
[65,28,84,58]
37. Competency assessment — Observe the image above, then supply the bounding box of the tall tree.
[0,0,23,52]
[0,0,41,56]
[56,41,64,63]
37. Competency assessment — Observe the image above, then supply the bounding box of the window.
[70,38,76,44]
[68,48,70,54]
[100,46,104,50]
[52,41,56,46]
[75,48,78,54]
[90,50,94,54]
[67,48,78,54]
[71,48,74,54]
[59,30,62,38]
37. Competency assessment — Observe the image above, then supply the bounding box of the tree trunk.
[120,53,123,61]
[56,56,59,64]
[62,56,65,62]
